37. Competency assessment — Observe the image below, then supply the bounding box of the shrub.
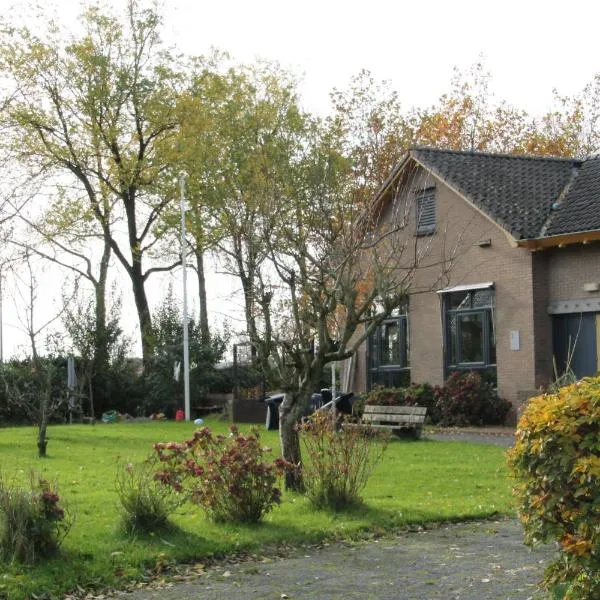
[507,377,600,599]
[402,383,438,422]
[434,371,510,426]
[0,473,71,563]
[115,458,182,534]
[364,386,406,407]
[297,411,388,510]
[154,425,288,523]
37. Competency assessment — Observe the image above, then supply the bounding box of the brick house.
[347,147,600,407]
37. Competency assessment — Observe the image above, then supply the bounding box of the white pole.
[331,362,336,402]
[179,172,191,421]
[0,268,3,363]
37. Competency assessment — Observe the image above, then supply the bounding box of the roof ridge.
[411,145,582,164]
[538,164,582,237]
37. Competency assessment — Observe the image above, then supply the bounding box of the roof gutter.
[518,229,600,250]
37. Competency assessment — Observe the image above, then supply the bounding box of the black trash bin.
[265,393,284,430]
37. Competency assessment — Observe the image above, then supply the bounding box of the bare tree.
[241,125,457,490]
[3,251,73,456]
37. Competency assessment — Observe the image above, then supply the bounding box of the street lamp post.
[0,268,3,364]
[179,172,191,421]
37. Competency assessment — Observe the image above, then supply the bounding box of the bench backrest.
[362,405,427,424]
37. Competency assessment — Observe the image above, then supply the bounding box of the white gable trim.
[437,282,494,294]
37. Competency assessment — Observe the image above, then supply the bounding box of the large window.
[442,286,496,378]
[368,311,410,389]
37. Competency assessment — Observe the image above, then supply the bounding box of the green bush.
[507,377,600,599]
[364,386,406,407]
[115,458,182,534]
[297,411,388,510]
[153,426,288,523]
[0,473,71,563]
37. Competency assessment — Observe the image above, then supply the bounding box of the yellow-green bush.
[507,377,600,599]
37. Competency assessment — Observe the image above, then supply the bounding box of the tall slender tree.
[0,0,184,363]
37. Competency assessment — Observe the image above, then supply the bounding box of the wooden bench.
[361,405,427,439]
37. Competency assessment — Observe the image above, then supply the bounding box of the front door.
[552,313,597,379]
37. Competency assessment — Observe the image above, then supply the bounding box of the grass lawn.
[0,419,514,599]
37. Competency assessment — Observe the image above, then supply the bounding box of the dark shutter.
[416,191,436,235]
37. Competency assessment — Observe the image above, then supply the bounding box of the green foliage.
[62,290,133,418]
[297,412,388,510]
[507,377,600,599]
[362,374,510,427]
[154,425,289,523]
[0,358,70,433]
[115,458,182,534]
[0,473,70,563]
[142,287,229,416]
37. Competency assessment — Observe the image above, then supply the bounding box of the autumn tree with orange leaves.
[332,62,600,171]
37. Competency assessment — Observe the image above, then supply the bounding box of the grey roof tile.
[410,147,582,240]
[545,157,600,236]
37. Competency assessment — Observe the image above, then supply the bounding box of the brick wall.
[531,252,553,387]
[354,165,541,405]
[546,244,600,303]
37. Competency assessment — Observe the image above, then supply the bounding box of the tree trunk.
[38,418,48,457]
[90,239,111,416]
[131,262,155,365]
[195,248,210,340]
[279,393,305,491]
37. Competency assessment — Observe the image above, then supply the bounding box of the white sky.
[164,0,600,116]
[4,0,600,357]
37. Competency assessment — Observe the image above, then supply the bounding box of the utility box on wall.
[510,330,520,351]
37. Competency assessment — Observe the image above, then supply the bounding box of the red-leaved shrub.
[153,425,289,523]
[434,371,510,426]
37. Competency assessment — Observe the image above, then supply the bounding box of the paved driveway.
[119,519,551,600]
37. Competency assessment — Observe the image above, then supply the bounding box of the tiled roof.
[409,147,590,240]
[544,157,600,236]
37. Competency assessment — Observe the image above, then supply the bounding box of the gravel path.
[120,519,552,600]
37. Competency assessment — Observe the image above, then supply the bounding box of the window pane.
[446,313,458,365]
[380,322,400,365]
[448,291,470,309]
[403,318,410,367]
[368,330,378,369]
[459,313,484,363]
[472,289,494,308]
[489,318,496,365]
